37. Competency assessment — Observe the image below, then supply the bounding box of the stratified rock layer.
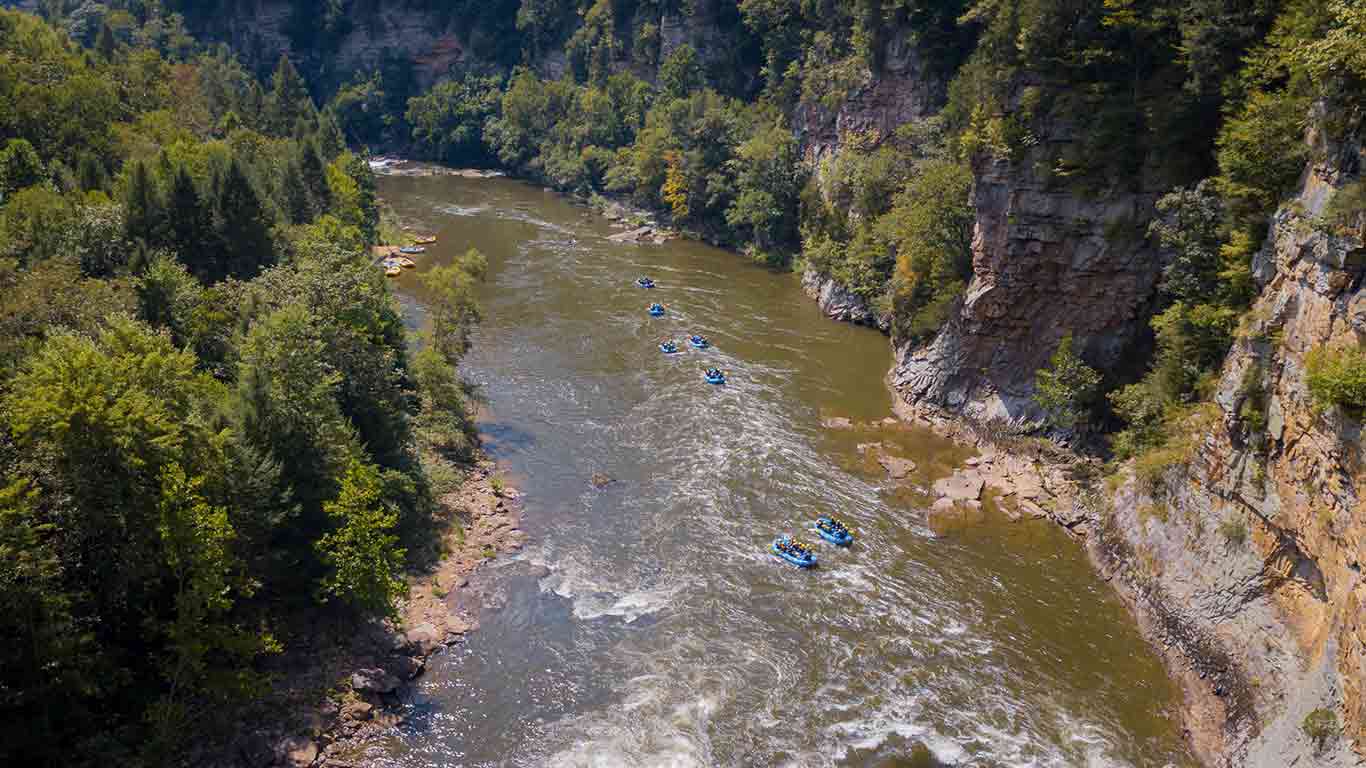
[893,147,1164,426]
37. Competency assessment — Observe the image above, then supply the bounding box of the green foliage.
[421,247,488,363]
[883,159,974,340]
[406,72,505,166]
[0,138,44,202]
[316,460,407,618]
[1303,707,1340,752]
[1323,180,1366,237]
[0,10,474,763]
[1215,89,1310,221]
[659,45,703,100]
[726,122,805,264]
[1306,344,1366,415]
[1034,334,1103,430]
[1218,514,1249,546]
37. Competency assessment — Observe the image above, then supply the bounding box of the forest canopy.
[0,9,481,765]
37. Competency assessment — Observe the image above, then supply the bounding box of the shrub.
[1218,515,1249,547]
[1034,333,1102,430]
[1306,345,1366,414]
[1302,707,1339,752]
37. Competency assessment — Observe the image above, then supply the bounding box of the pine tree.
[76,152,106,192]
[346,153,379,242]
[213,159,274,281]
[95,22,116,61]
[298,140,331,212]
[265,55,315,137]
[167,167,210,267]
[316,110,346,159]
[281,161,314,224]
[125,160,165,246]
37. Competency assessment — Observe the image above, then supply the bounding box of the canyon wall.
[1085,134,1365,766]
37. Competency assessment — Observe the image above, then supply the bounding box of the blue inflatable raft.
[398,245,426,254]
[815,517,854,547]
[659,341,679,354]
[636,277,655,288]
[648,303,666,316]
[771,537,817,568]
[704,369,725,385]
[689,335,709,349]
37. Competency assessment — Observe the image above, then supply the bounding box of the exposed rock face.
[801,269,889,330]
[794,28,946,163]
[1088,139,1366,765]
[201,0,469,88]
[892,145,1164,426]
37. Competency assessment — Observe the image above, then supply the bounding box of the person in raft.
[819,517,849,535]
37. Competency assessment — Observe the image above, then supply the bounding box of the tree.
[315,459,406,617]
[0,139,44,203]
[345,152,378,242]
[281,161,314,224]
[265,54,315,136]
[879,159,975,338]
[725,121,804,263]
[298,139,331,212]
[659,45,703,99]
[211,159,274,281]
[315,109,346,159]
[0,478,88,762]
[405,73,504,166]
[420,248,487,363]
[124,160,165,246]
[1148,181,1227,304]
[136,254,203,345]
[1034,333,1103,430]
[166,166,209,262]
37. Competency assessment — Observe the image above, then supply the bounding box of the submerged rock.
[876,453,918,479]
[933,472,984,501]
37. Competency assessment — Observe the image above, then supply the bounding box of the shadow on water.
[369,169,1194,768]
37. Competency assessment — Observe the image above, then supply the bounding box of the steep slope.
[1088,134,1365,765]
[892,138,1164,425]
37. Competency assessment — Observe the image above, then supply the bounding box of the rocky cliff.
[1083,134,1365,766]
[191,0,471,88]
[891,133,1165,426]
[907,131,1365,765]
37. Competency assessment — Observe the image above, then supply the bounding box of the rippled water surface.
[371,170,1192,768]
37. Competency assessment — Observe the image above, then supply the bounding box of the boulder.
[608,225,654,243]
[405,622,443,656]
[342,700,374,722]
[351,668,400,695]
[391,655,425,680]
[822,417,853,429]
[876,453,917,479]
[275,736,318,768]
[933,472,984,501]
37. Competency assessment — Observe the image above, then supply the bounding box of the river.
[368,169,1193,768]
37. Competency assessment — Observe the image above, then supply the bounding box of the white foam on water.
[437,202,488,217]
[533,675,722,768]
[538,557,681,624]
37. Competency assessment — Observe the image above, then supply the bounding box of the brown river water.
[368,168,1194,767]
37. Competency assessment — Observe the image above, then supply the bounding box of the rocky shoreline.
[876,389,1360,767]
[206,458,525,768]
